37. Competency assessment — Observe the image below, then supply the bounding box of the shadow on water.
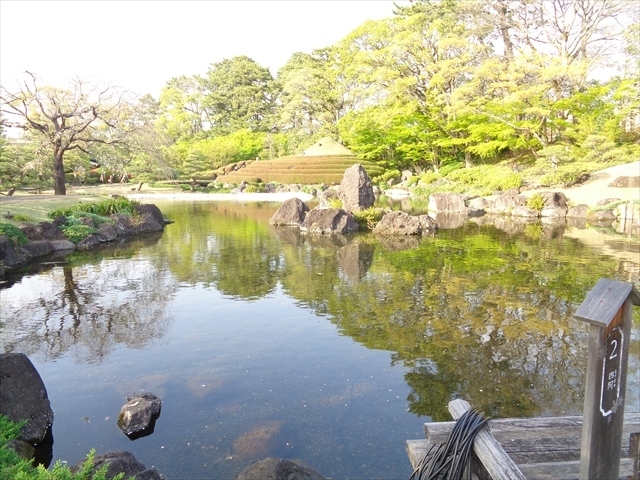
[1,199,638,479]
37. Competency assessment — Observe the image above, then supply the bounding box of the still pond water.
[1,199,639,480]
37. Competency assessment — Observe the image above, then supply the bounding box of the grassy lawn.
[0,183,182,226]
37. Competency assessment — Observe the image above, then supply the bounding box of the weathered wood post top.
[574,278,639,480]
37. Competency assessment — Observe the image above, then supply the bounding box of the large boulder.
[428,193,466,213]
[300,208,358,235]
[19,240,53,259]
[236,457,327,480]
[339,164,375,212]
[373,211,436,235]
[567,204,589,219]
[0,353,54,444]
[117,392,162,437]
[0,235,24,267]
[487,194,527,215]
[72,451,166,480]
[269,198,309,226]
[135,204,166,232]
[39,221,66,240]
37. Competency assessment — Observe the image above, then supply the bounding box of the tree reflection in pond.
[0,200,638,480]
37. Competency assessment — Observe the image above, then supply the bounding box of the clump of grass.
[0,223,29,246]
[48,197,139,219]
[327,198,343,209]
[527,193,546,212]
[12,214,31,222]
[352,207,385,230]
[60,217,98,243]
[0,414,121,479]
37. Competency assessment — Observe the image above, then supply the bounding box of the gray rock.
[97,224,118,242]
[110,214,137,235]
[428,193,466,213]
[19,240,52,258]
[567,204,589,218]
[339,164,375,212]
[511,206,540,218]
[7,439,35,460]
[0,235,24,267]
[0,353,54,444]
[76,234,103,250]
[71,451,166,480]
[49,240,76,252]
[269,198,309,226]
[18,223,46,241]
[488,195,527,215]
[373,211,423,235]
[135,204,167,230]
[117,392,162,436]
[538,192,568,208]
[236,457,327,480]
[38,221,66,240]
[540,205,567,218]
[300,208,358,235]
[608,176,640,188]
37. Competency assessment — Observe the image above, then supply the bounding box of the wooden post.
[575,278,640,480]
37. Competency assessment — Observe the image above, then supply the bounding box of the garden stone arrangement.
[0,202,169,276]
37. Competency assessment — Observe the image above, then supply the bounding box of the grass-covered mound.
[217,155,385,185]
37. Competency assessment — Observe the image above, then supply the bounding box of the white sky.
[1,0,407,98]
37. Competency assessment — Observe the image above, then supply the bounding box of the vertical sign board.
[575,278,639,480]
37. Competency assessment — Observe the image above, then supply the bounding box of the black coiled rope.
[409,408,489,480]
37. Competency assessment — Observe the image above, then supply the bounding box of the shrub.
[352,207,384,230]
[527,194,546,212]
[49,197,139,219]
[0,414,120,480]
[60,218,97,242]
[12,214,31,222]
[327,198,343,209]
[418,172,439,185]
[438,161,463,177]
[0,223,29,246]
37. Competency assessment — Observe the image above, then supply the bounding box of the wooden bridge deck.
[406,410,640,480]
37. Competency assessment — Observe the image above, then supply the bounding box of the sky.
[0,0,408,98]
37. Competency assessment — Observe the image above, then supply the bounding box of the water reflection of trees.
[0,255,177,364]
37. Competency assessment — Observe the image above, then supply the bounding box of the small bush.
[49,197,139,219]
[352,207,384,230]
[438,161,463,177]
[418,172,440,185]
[527,194,546,212]
[327,198,343,209]
[0,414,120,480]
[0,223,29,246]
[12,214,31,222]
[61,223,98,243]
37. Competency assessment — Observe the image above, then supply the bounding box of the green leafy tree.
[156,76,206,141]
[198,56,277,135]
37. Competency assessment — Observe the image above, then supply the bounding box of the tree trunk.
[53,148,67,195]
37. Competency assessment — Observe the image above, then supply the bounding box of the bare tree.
[0,72,134,195]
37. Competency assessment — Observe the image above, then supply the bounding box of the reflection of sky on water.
[26,283,420,479]
[1,200,639,479]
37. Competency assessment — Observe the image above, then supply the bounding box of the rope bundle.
[410,407,489,480]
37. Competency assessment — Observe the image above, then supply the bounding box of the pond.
[1,199,639,480]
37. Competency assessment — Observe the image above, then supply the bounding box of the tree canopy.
[1,0,637,190]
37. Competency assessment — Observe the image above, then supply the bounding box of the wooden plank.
[425,412,639,464]
[518,458,634,480]
[448,399,527,480]
[407,441,636,479]
[424,412,640,440]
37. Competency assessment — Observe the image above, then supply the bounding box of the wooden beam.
[448,399,527,480]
